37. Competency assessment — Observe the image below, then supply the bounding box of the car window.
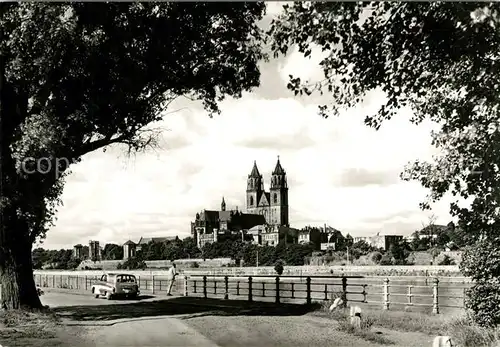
[117,275,135,283]
[100,274,107,282]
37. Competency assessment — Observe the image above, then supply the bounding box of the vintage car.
[91,273,140,300]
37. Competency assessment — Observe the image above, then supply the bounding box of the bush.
[120,257,147,270]
[274,260,284,275]
[447,313,500,347]
[438,255,456,265]
[379,254,392,265]
[464,282,500,327]
[370,252,383,264]
[190,261,200,268]
[460,238,500,326]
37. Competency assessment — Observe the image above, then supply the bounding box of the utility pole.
[256,248,259,267]
[346,246,350,264]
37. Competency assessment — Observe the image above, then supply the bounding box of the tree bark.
[0,210,42,310]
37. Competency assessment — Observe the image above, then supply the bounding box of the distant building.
[73,244,84,259]
[371,234,404,250]
[353,236,371,244]
[192,203,266,249]
[136,236,179,252]
[354,233,403,251]
[89,240,101,261]
[249,224,299,246]
[122,240,136,260]
[191,158,299,249]
[298,226,341,251]
[246,157,289,226]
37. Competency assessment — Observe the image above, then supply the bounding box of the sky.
[41,3,456,250]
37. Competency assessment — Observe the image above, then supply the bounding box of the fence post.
[236,281,240,296]
[306,276,311,305]
[52,275,55,288]
[383,278,390,310]
[152,275,155,294]
[85,276,88,291]
[248,276,253,302]
[275,276,280,304]
[407,285,413,306]
[184,276,188,297]
[362,284,367,303]
[224,276,229,300]
[432,277,439,314]
[463,287,466,308]
[203,275,207,299]
[341,276,348,306]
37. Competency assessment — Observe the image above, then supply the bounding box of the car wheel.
[92,288,99,299]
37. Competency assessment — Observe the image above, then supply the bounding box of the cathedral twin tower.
[245,157,289,227]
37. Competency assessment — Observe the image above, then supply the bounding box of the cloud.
[337,168,399,188]
[42,44,455,250]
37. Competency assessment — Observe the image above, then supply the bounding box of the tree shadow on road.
[53,296,321,322]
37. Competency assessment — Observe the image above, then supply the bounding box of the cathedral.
[246,157,289,226]
[191,157,290,248]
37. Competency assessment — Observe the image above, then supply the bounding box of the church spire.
[221,196,226,211]
[249,160,261,178]
[272,155,286,175]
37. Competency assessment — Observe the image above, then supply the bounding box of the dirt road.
[38,291,433,347]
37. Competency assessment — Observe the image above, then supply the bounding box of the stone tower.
[246,160,263,215]
[270,156,289,226]
[221,196,226,211]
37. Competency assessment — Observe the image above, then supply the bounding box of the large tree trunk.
[0,211,42,310]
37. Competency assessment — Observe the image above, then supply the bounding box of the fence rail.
[184,275,468,314]
[33,273,184,295]
[33,272,469,314]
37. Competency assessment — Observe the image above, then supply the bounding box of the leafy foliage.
[370,251,382,264]
[438,255,456,266]
[102,243,123,260]
[274,260,284,275]
[2,2,266,242]
[270,2,500,238]
[270,2,500,325]
[460,237,500,326]
[388,240,412,265]
[31,248,80,270]
[137,237,201,261]
[0,2,266,308]
[349,240,380,260]
[117,256,147,270]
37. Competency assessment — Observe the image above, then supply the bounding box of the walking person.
[166,263,177,296]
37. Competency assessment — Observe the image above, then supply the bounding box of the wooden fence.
[34,272,469,314]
